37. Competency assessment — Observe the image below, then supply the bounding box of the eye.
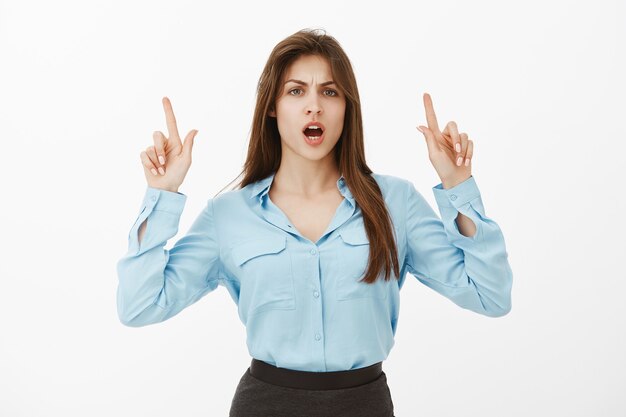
[324,89,338,97]
[288,88,302,96]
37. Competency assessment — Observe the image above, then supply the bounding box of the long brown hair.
[218,28,400,284]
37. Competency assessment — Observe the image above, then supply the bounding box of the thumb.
[183,130,198,157]
[417,125,439,156]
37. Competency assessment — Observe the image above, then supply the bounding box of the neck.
[273,156,341,198]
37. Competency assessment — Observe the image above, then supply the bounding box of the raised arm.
[116,188,222,326]
[404,177,513,317]
[116,96,220,327]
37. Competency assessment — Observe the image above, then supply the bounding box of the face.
[268,54,346,164]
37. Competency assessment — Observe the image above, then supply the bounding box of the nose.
[305,95,322,115]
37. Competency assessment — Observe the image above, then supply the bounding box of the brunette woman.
[117,28,513,417]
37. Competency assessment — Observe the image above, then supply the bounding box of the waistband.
[248,358,383,390]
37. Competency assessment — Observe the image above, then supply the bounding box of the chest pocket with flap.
[336,227,388,301]
[231,235,295,317]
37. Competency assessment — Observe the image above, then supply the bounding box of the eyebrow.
[284,79,336,87]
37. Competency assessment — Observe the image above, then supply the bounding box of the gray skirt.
[229,362,395,417]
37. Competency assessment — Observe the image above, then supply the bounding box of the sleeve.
[404,175,513,317]
[116,186,222,327]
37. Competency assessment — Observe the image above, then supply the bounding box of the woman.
[117,28,513,417]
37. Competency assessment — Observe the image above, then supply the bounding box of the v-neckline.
[267,188,345,245]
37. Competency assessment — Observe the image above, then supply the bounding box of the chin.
[283,135,339,162]
[296,148,334,162]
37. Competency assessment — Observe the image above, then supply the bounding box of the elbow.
[118,314,145,327]
[474,287,512,318]
[118,311,158,328]
[117,300,153,328]
[116,286,159,328]
[484,303,511,318]
[117,296,167,327]
[483,271,513,318]
[482,294,512,318]
[117,309,147,327]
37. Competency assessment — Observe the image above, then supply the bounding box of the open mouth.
[302,122,325,141]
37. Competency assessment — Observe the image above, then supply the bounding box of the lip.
[302,121,326,132]
[302,130,325,146]
[302,121,325,147]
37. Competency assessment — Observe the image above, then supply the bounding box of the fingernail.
[151,168,158,176]
[456,156,463,166]
[455,143,461,153]
[158,167,165,175]
[159,155,165,165]
[416,127,423,133]
[465,158,470,166]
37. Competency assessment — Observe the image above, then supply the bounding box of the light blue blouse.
[116,172,512,372]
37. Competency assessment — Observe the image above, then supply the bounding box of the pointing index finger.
[162,96,180,140]
[423,93,440,134]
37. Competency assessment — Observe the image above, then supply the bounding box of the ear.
[267,107,276,118]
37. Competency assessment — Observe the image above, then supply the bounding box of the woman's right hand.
[140,97,198,193]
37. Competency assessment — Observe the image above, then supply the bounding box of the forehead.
[283,55,333,80]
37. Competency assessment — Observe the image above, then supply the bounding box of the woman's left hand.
[416,93,473,189]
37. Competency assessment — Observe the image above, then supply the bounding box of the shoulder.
[371,172,412,194]
[204,183,252,214]
[369,173,416,221]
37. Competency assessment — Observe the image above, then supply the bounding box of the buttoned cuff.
[432,175,481,208]
[143,186,187,215]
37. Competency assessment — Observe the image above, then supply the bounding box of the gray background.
[1,0,624,415]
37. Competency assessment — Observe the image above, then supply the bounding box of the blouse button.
[450,194,457,201]
[313,291,319,298]
[310,248,317,255]
[315,334,321,341]
[151,195,157,202]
